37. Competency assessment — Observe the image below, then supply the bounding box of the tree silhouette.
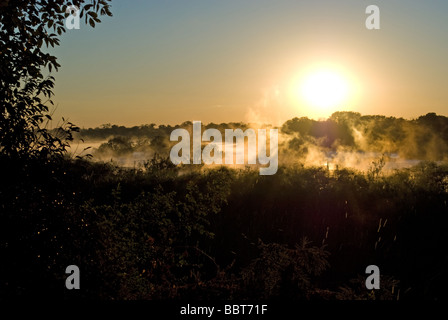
[0,0,112,158]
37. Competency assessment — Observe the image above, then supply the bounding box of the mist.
[68,112,448,173]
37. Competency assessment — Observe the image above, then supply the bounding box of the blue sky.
[50,0,448,127]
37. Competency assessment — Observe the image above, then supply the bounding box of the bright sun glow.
[300,70,349,110]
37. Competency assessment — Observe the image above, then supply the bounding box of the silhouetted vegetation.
[1,153,448,300]
[1,0,112,160]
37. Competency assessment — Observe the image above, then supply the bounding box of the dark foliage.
[0,0,112,159]
[1,154,447,300]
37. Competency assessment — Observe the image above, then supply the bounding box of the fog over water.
[69,115,445,173]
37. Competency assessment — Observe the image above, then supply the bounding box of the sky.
[50,0,448,128]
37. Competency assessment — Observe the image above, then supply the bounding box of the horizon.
[74,110,445,129]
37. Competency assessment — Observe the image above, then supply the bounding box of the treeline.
[283,112,448,160]
[2,154,447,300]
[76,112,448,162]
[78,122,256,141]
[76,121,264,159]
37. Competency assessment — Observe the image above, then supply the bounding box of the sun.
[300,69,350,111]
